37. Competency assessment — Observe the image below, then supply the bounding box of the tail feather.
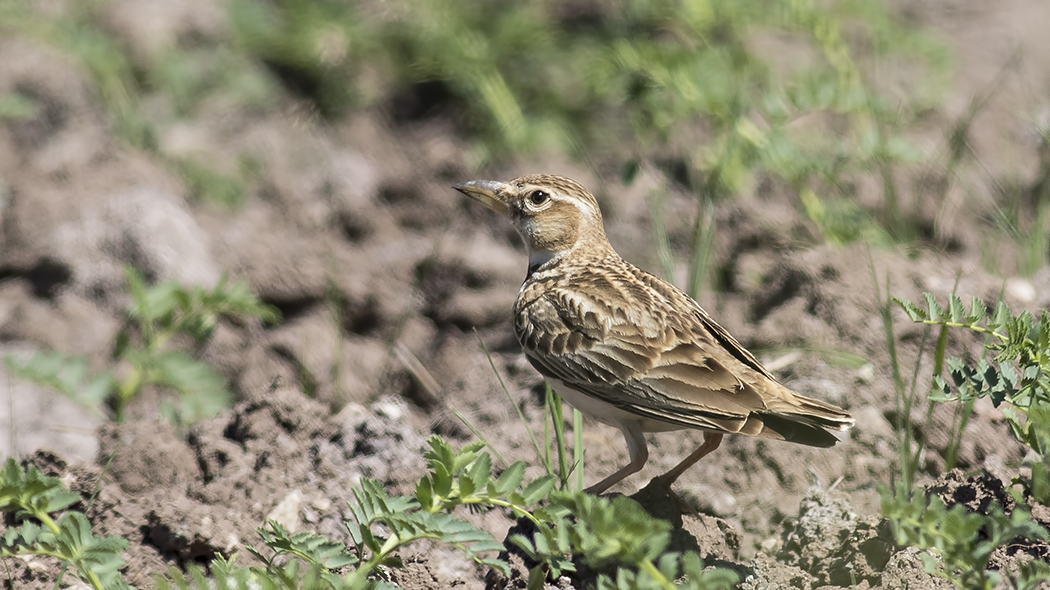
[754,413,844,447]
[755,388,854,447]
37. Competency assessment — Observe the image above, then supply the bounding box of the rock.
[337,397,426,486]
[50,187,220,293]
[823,516,896,586]
[740,555,814,590]
[266,489,305,533]
[778,488,858,582]
[878,547,955,590]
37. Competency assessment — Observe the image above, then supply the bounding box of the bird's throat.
[526,248,559,278]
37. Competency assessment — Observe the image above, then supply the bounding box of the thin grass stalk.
[543,386,554,478]
[450,405,508,466]
[943,397,975,472]
[546,383,571,489]
[905,328,935,485]
[573,408,584,492]
[687,199,717,300]
[875,267,907,490]
[871,257,927,491]
[474,330,545,468]
[647,189,676,282]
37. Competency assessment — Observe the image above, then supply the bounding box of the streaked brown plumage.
[455,174,854,494]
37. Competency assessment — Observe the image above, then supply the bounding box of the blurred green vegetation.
[4,269,278,426]
[2,0,1049,273]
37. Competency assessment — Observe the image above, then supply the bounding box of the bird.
[454,174,854,495]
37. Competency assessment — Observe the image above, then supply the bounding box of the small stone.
[337,402,368,422]
[856,363,875,384]
[374,401,404,420]
[24,556,47,572]
[267,489,304,532]
[1006,277,1036,303]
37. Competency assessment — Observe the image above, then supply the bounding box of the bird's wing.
[515,264,851,442]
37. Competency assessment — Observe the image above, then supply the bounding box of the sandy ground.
[3,0,1050,587]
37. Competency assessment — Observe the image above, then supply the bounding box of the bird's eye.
[528,190,549,206]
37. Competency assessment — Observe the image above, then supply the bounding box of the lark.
[455,174,854,495]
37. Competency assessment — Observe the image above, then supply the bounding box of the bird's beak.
[453,180,509,215]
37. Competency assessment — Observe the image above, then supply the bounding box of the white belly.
[547,378,686,433]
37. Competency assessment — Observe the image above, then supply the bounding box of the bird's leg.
[655,432,723,487]
[584,422,648,495]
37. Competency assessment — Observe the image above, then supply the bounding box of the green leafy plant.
[0,458,131,590]
[4,268,278,425]
[196,444,519,590]
[879,292,1050,589]
[895,293,1050,457]
[409,437,737,590]
[881,481,1050,590]
[512,491,739,590]
[158,524,366,589]
[456,344,734,589]
[154,557,285,590]
[46,435,737,589]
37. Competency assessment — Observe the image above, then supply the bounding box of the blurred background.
[3,0,1050,586]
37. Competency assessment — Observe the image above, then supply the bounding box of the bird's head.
[454,174,611,269]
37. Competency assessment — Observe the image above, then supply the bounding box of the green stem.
[461,497,544,529]
[918,319,1007,343]
[34,510,60,535]
[346,534,404,586]
[115,366,144,422]
[573,409,584,493]
[32,549,106,590]
[549,387,569,489]
[29,512,106,590]
[638,558,676,590]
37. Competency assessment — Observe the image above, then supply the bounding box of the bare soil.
[3,0,1050,588]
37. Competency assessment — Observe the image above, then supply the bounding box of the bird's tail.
[753,388,854,448]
